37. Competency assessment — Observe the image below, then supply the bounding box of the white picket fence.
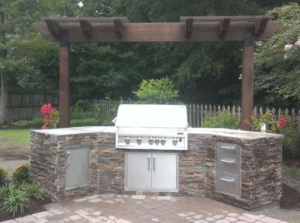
[87,100,300,128]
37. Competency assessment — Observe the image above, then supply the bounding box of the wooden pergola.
[33,16,283,130]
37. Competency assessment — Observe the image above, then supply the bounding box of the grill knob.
[155,137,160,145]
[125,136,130,145]
[161,137,166,145]
[172,137,178,146]
[137,136,142,145]
[149,137,154,145]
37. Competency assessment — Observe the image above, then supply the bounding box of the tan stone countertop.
[32,126,282,140]
[187,128,283,139]
[31,126,116,135]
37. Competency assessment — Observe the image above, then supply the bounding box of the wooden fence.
[86,100,300,128]
[6,96,300,129]
[7,92,58,120]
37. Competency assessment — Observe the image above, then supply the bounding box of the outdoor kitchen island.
[30,126,283,210]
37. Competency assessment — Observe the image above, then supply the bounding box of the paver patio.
[2,194,299,223]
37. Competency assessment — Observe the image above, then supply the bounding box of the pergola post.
[59,29,70,127]
[241,28,255,131]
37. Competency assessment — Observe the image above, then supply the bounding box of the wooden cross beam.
[34,21,283,42]
[114,19,124,37]
[219,18,231,36]
[180,15,274,22]
[79,19,93,37]
[45,19,60,37]
[185,18,193,37]
[255,17,269,35]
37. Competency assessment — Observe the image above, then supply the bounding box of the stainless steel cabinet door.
[151,153,178,191]
[125,153,152,190]
[65,146,90,189]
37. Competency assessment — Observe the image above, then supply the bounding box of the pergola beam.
[34,22,283,42]
[255,17,269,34]
[180,15,274,22]
[42,17,129,23]
[79,19,93,37]
[185,18,193,37]
[45,19,60,36]
[114,19,124,37]
[219,18,231,35]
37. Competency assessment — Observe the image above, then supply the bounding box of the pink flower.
[278,117,286,128]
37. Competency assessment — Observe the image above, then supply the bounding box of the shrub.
[245,110,289,133]
[12,163,30,184]
[71,110,100,120]
[70,118,102,127]
[202,110,240,129]
[0,167,8,186]
[282,122,300,159]
[0,183,30,216]
[13,116,43,128]
[133,77,179,104]
[20,183,43,200]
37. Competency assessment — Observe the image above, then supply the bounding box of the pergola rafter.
[33,16,283,130]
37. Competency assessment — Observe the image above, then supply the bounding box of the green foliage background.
[1,0,300,108]
[133,77,179,104]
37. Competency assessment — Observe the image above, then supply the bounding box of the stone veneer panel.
[30,131,100,201]
[30,128,283,210]
[204,134,283,210]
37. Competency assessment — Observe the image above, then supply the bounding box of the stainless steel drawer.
[217,142,240,175]
[216,172,240,196]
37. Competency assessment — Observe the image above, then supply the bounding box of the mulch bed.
[0,197,52,222]
[283,157,300,168]
[280,183,300,209]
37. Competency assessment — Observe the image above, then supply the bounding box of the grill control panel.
[123,136,181,146]
[116,129,188,150]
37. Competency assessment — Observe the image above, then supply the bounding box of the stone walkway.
[1,194,299,223]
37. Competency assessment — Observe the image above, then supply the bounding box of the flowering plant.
[245,110,288,133]
[40,103,59,129]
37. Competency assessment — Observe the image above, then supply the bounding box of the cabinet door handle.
[220,159,235,164]
[220,146,234,150]
[153,154,156,170]
[148,155,150,170]
[220,177,235,182]
[66,151,72,166]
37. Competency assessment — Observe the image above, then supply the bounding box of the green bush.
[13,116,43,128]
[0,167,8,186]
[0,183,30,216]
[202,110,240,129]
[133,77,179,104]
[20,183,43,200]
[282,122,300,159]
[12,163,30,184]
[71,110,100,120]
[70,118,102,127]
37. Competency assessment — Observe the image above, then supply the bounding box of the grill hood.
[115,104,188,150]
[115,104,188,129]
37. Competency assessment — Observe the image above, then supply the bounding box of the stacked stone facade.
[30,128,283,210]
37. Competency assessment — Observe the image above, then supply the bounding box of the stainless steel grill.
[115,104,188,150]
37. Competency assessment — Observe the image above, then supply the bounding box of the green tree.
[133,77,179,104]
[255,3,300,108]
[112,0,267,105]
[0,0,79,124]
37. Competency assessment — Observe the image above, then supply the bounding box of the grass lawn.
[0,129,31,144]
[282,166,300,179]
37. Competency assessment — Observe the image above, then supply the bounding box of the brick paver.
[0,195,297,223]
